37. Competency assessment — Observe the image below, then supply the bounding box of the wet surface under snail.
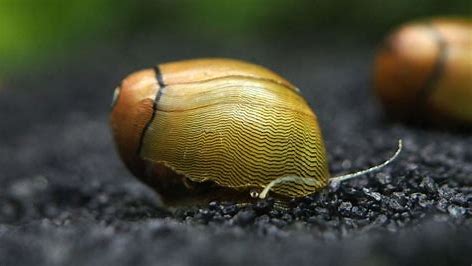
[0,35,471,265]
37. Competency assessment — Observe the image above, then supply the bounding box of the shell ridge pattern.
[154,78,310,116]
[140,75,328,196]
[163,74,298,92]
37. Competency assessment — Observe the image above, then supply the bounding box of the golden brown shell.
[110,58,329,204]
[373,18,472,125]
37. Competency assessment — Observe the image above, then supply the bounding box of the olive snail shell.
[373,18,472,125]
[111,58,401,204]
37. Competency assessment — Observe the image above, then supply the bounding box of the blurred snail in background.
[110,58,401,205]
[373,18,472,125]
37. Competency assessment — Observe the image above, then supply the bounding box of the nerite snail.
[374,18,472,125]
[110,58,401,205]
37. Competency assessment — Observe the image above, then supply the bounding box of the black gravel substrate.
[0,36,471,266]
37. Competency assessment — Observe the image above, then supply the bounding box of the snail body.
[111,58,400,205]
[374,18,472,125]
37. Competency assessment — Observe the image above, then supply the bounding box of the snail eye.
[249,189,259,198]
[111,86,121,108]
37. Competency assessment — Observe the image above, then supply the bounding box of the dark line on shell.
[154,65,166,88]
[153,65,166,104]
[416,23,448,104]
[136,65,166,156]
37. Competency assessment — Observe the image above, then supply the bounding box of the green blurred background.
[1,0,470,77]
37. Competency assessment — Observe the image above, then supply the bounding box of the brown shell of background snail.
[373,18,472,125]
[111,58,401,205]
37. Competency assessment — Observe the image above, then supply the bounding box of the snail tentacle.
[259,140,402,199]
[329,139,402,184]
